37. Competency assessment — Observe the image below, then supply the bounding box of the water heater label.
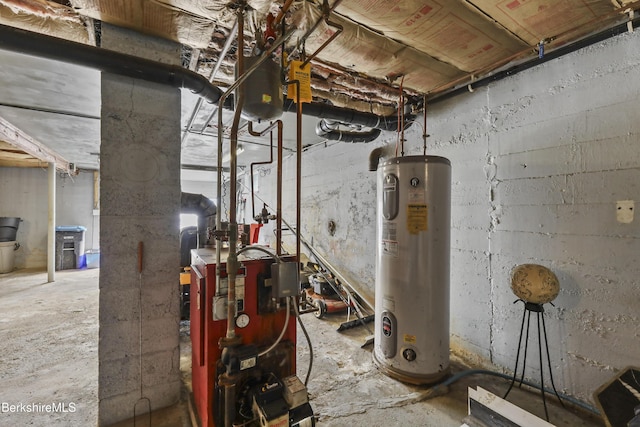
[408,190,425,203]
[382,222,397,241]
[381,240,398,257]
[404,334,417,344]
[407,204,428,234]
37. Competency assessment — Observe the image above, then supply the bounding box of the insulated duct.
[285,99,409,131]
[181,192,216,247]
[315,119,381,143]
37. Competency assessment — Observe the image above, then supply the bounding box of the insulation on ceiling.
[289,2,467,96]
[467,0,629,46]
[0,0,90,44]
[68,0,220,48]
[333,0,530,72]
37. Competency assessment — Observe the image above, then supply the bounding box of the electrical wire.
[293,298,313,387]
[236,244,282,263]
[258,297,291,357]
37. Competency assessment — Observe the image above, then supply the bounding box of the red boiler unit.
[190,248,313,427]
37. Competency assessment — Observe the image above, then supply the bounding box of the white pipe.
[47,163,56,282]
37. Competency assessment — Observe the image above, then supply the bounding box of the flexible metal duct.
[285,99,408,131]
[315,119,381,143]
[180,192,216,247]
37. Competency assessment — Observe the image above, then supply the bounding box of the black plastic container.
[0,217,21,242]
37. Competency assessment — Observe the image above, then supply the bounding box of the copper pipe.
[277,120,283,257]
[274,0,295,25]
[301,18,343,68]
[291,0,345,57]
[247,121,282,225]
[214,18,294,343]
[286,80,302,265]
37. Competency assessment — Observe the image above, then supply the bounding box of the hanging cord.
[400,75,405,156]
[258,296,291,357]
[293,298,313,387]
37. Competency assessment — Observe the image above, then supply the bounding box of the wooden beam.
[0,158,49,168]
[0,115,73,173]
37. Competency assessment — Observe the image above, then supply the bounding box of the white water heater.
[373,155,451,385]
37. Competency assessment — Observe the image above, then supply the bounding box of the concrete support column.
[98,24,181,426]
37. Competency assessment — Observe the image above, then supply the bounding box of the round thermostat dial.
[235,313,250,328]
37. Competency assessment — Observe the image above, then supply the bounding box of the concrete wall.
[256,30,640,403]
[0,167,97,269]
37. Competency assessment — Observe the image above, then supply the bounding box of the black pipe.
[368,146,387,171]
[428,15,640,105]
[0,23,410,131]
[0,24,223,104]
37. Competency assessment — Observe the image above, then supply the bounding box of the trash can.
[0,217,21,242]
[55,226,86,270]
[0,241,19,273]
[85,249,100,269]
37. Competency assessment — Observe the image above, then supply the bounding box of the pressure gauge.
[235,313,250,328]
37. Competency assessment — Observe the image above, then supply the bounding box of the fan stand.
[503,299,564,421]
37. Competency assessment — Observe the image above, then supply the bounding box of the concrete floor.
[0,268,604,426]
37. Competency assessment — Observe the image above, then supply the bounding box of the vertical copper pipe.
[214,22,293,302]
[277,119,283,257]
[248,121,280,222]
[278,19,287,259]
[248,120,285,257]
[284,78,302,262]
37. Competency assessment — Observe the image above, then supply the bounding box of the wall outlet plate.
[616,200,634,223]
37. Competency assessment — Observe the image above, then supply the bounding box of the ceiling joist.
[0,115,74,173]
